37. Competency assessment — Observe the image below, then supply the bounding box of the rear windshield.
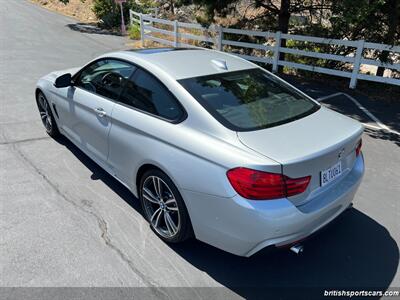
[179,68,320,131]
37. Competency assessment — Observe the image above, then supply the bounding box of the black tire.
[139,169,193,243]
[36,91,60,138]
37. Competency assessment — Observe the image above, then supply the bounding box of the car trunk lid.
[237,107,363,206]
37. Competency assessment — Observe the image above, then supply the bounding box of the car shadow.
[284,75,400,145]
[322,98,400,147]
[66,23,122,36]
[54,135,399,299]
[54,136,143,214]
[168,209,399,298]
[364,127,400,147]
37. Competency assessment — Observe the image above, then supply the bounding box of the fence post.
[349,39,365,89]
[139,13,144,47]
[272,31,281,73]
[174,20,179,47]
[217,25,223,51]
[129,9,133,26]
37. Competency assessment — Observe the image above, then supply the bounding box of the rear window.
[179,68,320,131]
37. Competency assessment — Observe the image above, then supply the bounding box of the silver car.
[35,48,364,256]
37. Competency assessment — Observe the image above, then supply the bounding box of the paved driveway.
[1,1,399,299]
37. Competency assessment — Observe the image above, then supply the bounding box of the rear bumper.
[182,154,364,257]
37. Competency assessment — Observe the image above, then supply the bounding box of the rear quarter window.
[118,69,185,122]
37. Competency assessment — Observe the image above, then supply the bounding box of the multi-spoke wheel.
[36,92,59,137]
[139,169,193,243]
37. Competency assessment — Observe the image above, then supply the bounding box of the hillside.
[30,0,97,22]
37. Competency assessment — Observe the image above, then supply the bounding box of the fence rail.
[130,10,400,89]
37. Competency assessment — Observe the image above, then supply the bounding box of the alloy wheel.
[37,94,52,132]
[141,176,181,238]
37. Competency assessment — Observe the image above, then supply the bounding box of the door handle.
[94,107,106,117]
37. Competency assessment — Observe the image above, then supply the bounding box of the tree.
[376,0,399,76]
[185,0,333,71]
[187,0,332,33]
[186,0,399,75]
[327,0,399,76]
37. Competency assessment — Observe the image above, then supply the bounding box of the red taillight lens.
[227,167,311,200]
[356,139,362,156]
[285,176,312,197]
[227,167,285,200]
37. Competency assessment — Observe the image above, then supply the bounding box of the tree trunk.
[376,0,398,76]
[277,0,290,72]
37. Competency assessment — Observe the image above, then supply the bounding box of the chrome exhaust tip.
[290,244,304,254]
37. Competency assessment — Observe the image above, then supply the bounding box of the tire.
[139,169,193,243]
[36,91,60,138]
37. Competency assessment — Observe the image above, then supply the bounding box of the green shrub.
[92,0,154,29]
[128,23,141,40]
[92,0,121,28]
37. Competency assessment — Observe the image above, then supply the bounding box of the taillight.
[285,176,312,197]
[356,139,362,156]
[227,167,311,200]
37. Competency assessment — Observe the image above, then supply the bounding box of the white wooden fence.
[130,11,400,89]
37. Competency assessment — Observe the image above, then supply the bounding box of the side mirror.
[54,73,72,88]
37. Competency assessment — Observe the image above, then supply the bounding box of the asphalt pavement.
[1,1,399,299]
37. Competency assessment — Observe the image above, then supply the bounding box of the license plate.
[321,161,342,187]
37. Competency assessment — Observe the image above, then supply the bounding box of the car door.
[107,68,186,185]
[57,59,136,165]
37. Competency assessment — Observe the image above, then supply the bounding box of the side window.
[75,59,136,100]
[119,69,184,121]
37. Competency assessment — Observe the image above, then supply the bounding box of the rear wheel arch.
[136,164,160,195]
[135,163,178,195]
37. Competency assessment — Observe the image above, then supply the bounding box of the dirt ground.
[30,0,97,22]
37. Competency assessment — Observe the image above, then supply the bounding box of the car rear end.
[181,147,364,257]
[178,65,365,256]
[233,107,364,256]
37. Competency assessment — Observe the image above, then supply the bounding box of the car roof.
[107,48,256,80]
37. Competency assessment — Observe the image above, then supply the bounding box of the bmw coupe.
[36,48,364,256]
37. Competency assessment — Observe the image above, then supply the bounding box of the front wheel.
[36,92,59,137]
[139,169,193,243]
